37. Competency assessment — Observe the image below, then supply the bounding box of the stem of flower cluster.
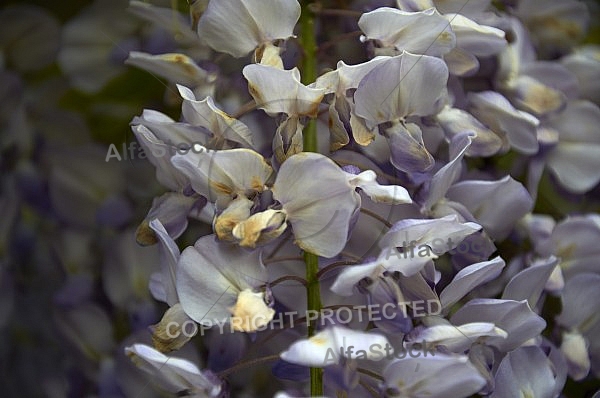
[304,250,323,395]
[299,1,324,395]
[300,0,318,153]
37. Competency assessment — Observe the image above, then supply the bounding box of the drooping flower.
[382,354,487,398]
[280,325,391,367]
[197,0,301,67]
[125,343,222,397]
[353,51,449,172]
[358,7,455,57]
[126,52,217,98]
[242,64,325,163]
[490,345,565,398]
[176,234,274,333]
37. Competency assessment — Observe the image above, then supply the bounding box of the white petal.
[273,153,360,258]
[131,124,189,191]
[381,215,481,254]
[354,52,449,124]
[450,299,546,352]
[359,8,455,56]
[331,248,435,296]
[197,0,300,57]
[446,13,506,57]
[171,148,273,206]
[444,47,480,76]
[468,91,539,155]
[176,235,266,324]
[441,256,505,310]
[413,322,507,352]
[281,326,391,367]
[126,52,214,88]
[383,354,486,398]
[549,100,600,144]
[424,131,473,211]
[561,331,591,381]
[125,343,221,396]
[556,273,600,331]
[501,256,557,308]
[347,170,412,204]
[149,219,180,306]
[243,64,325,117]
[386,122,435,173]
[178,85,254,148]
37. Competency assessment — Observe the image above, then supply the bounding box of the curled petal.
[386,122,435,173]
[228,289,275,332]
[468,91,539,155]
[178,85,254,148]
[359,8,455,56]
[126,52,215,89]
[213,195,254,241]
[347,170,412,204]
[150,303,194,353]
[280,326,391,367]
[171,148,273,207]
[232,209,288,248]
[243,64,325,117]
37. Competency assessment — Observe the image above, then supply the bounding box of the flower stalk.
[299,1,323,395]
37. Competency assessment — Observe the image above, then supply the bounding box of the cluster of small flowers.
[119,0,600,397]
[2,0,600,397]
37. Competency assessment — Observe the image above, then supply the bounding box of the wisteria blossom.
[3,0,600,397]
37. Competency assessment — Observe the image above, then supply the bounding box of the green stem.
[300,0,318,153]
[304,250,323,395]
[299,3,318,86]
[299,2,323,395]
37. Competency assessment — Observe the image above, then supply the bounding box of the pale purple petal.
[468,91,539,155]
[446,176,534,241]
[441,256,505,311]
[451,299,546,352]
[354,52,449,125]
[490,346,556,398]
[383,354,486,398]
[273,153,360,258]
[501,256,557,308]
[386,121,435,173]
[556,273,600,331]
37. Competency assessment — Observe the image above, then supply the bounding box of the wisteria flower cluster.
[1,0,600,397]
